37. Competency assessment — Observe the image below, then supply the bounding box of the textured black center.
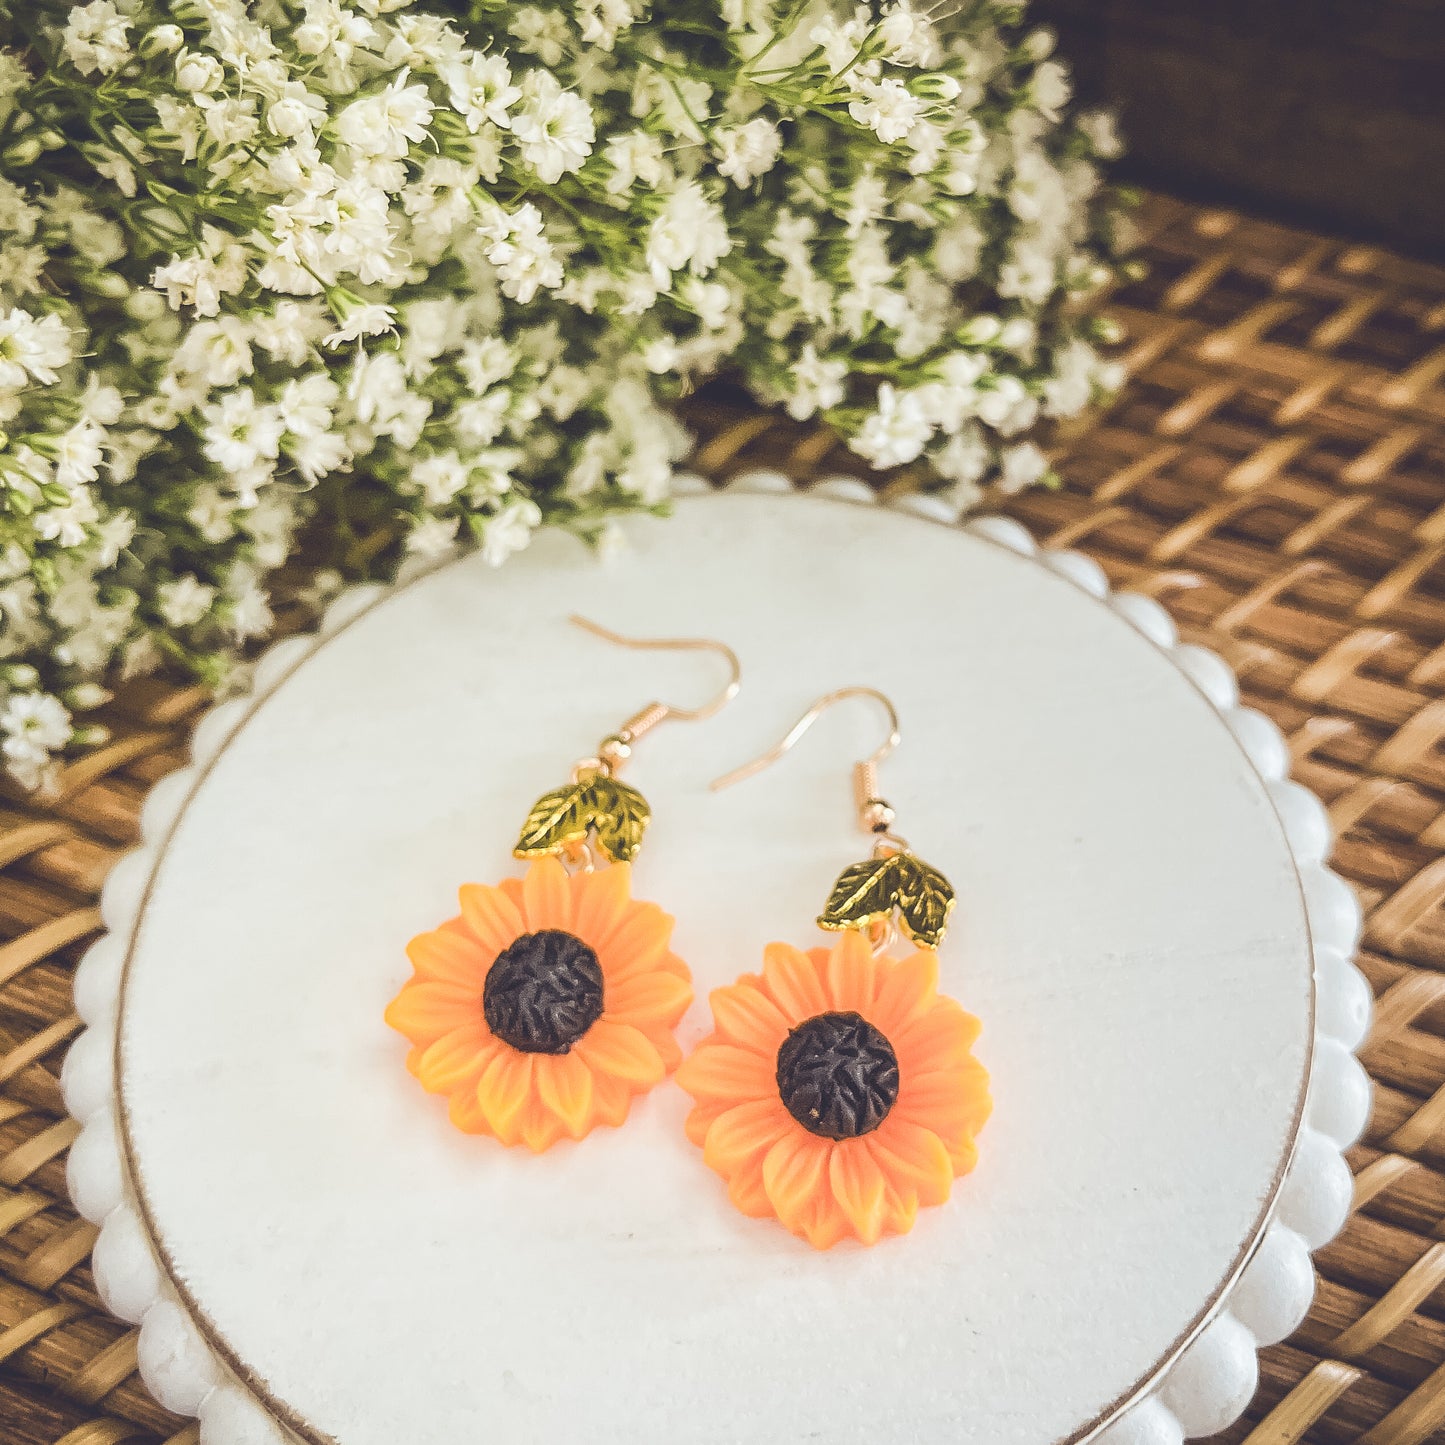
[482,929,604,1054]
[775,1011,900,1139]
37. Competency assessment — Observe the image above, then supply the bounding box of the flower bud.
[1023,28,1055,61]
[2,665,39,690]
[141,24,185,57]
[175,49,223,93]
[912,74,962,104]
[4,136,41,166]
[266,97,312,138]
[999,316,1035,351]
[87,271,131,299]
[959,314,1001,345]
[63,682,113,711]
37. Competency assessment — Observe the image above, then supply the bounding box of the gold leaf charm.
[587,776,650,863]
[893,854,955,950]
[514,783,590,858]
[817,851,956,950]
[513,775,652,864]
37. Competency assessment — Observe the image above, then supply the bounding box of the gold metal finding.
[568,615,741,756]
[710,685,956,950]
[710,685,900,835]
[512,616,742,865]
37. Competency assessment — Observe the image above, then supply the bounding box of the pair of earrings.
[385,618,991,1250]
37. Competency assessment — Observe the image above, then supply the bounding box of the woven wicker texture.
[1,193,1443,1445]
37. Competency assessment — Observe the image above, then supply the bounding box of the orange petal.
[535,1051,595,1137]
[869,948,939,1036]
[897,1062,992,1141]
[728,1157,774,1218]
[868,1117,954,1207]
[651,1030,683,1074]
[947,1134,980,1176]
[597,901,673,983]
[796,1197,852,1250]
[709,979,791,1053]
[590,1072,634,1129]
[605,970,693,1029]
[684,1097,728,1149]
[456,882,526,956]
[522,856,572,931]
[762,1130,832,1230]
[415,1023,498,1094]
[406,928,491,989]
[448,1085,492,1135]
[675,1041,776,1104]
[761,942,829,1021]
[477,1049,534,1143]
[573,1019,665,1087]
[702,1097,791,1175]
[384,980,477,1045]
[572,863,632,944]
[656,951,691,980]
[894,998,983,1073]
[825,932,877,1014]
[519,1103,569,1153]
[829,1142,889,1244]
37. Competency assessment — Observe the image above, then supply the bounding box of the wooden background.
[1034,0,1445,258]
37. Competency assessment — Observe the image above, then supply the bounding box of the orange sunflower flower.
[677,931,990,1248]
[386,856,692,1151]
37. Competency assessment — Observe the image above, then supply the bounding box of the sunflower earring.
[386,615,740,1151]
[677,687,992,1248]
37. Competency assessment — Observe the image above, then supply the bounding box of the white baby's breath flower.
[480,499,543,567]
[62,1,132,77]
[482,204,563,304]
[1,692,72,751]
[201,387,284,476]
[512,73,596,185]
[157,574,217,628]
[603,130,667,194]
[0,309,71,388]
[405,513,461,559]
[848,77,925,145]
[508,6,570,66]
[1031,61,1072,122]
[323,301,398,349]
[412,451,470,506]
[1077,109,1123,160]
[787,345,848,420]
[999,440,1049,493]
[443,52,521,133]
[646,181,732,288]
[579,0,641,50]
[715,119,782,187]
[850,383,933,467]
[876,3,939,67]
[336,70,434,160]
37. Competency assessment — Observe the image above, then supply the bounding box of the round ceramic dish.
[62,481,1371,1445]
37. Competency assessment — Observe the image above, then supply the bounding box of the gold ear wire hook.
[569,614,741,770]
[710,686,903,838]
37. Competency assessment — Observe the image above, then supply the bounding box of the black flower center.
[482,929,605,1054]
[775,1010,900,1140]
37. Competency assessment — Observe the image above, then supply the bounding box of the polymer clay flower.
[677,932,990,1248]
[386,856,691,1151]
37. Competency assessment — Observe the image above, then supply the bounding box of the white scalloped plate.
[64,481,1370,1445]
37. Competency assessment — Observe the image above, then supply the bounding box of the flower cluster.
[0,0,1125,788]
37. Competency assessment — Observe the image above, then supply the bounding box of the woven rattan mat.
[3,193,1445,1445]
